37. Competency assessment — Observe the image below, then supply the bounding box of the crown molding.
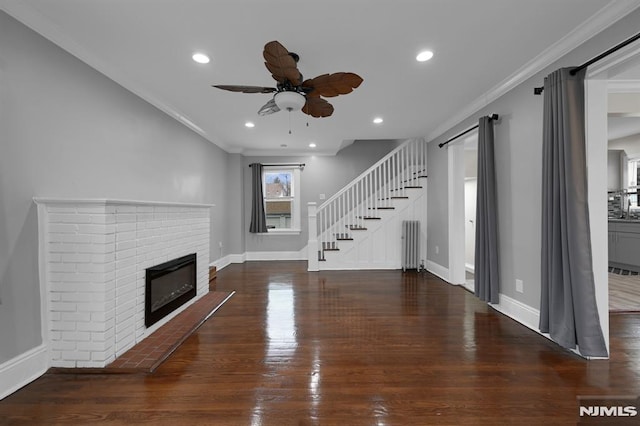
[241,149,336,157]
[608,80,640,93]
[427,0,640,142]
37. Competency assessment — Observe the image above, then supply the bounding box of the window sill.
[257,229,301,236]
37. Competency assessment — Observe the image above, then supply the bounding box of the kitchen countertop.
[609,218,640,223]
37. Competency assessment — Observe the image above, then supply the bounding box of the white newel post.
[307,202,319,272]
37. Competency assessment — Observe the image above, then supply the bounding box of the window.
[262,167,301,233]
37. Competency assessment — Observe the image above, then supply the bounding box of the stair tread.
[369,207,395,210]
[390,186,422,191]
[336,238,354,241]
[323,248,340,251]
[358,216,381,220]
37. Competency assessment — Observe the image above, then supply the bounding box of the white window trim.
[261,166,301,234]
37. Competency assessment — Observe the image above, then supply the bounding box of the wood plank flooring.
[609,272,640,312]
[1,261,640,425]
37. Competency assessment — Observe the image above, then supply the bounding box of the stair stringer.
[320,186,427,270]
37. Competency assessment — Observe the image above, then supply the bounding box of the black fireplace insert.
[145,253,197,327]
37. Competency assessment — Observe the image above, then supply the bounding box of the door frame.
[448,140,466,285]
[585,40,640,356]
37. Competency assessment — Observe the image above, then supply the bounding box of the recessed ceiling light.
[245,122,255,128]
[309,143,317,148]
[373,117,383,124]
[416,50,434,62]
[192,53,210,64]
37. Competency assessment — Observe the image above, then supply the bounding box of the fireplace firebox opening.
[145,253,197,327]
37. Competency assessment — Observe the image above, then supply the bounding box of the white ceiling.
[2,0,638,155]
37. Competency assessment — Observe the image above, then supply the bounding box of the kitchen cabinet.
[609,220,640,272]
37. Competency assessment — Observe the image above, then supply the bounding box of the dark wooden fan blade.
[213,85,277,94]
[263,41,302,85]
[302,97,334,118]
[302,72,363,98]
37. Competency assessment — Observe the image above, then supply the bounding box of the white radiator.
[401,220,420,271]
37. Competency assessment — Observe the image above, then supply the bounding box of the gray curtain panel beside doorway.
[474,116,500,304]
[539,68,608,358]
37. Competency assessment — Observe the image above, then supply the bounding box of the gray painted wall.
[608,134,640,157]
[0,12,234,363]
[242,140,401,252]
[426,8,640,309]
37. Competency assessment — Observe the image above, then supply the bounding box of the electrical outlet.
[435,245,439,254]
[516,279,524,293]
[319,193,326,200]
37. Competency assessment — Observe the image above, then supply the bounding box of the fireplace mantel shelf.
[33,197,215,208]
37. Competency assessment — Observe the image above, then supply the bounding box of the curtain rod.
[248,163,305,168]
[438,114,499,148]
[534,31,640,95]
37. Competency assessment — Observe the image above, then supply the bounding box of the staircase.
[308,138,428,271]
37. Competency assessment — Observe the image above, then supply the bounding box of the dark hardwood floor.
[1,261,639,425]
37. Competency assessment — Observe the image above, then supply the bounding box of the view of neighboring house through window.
[263,168,300,231]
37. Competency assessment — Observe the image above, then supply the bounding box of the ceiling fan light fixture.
[274,91,306,112]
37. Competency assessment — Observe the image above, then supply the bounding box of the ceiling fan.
[213,41,363,118]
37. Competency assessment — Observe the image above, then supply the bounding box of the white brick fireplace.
[34,198,212,368]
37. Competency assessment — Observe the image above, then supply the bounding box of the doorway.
[606,77,640,312]
[586,40,640,354]
[447,129,478,290]
[463,133,478,292]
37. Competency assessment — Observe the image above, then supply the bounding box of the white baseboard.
[209,254,233,271]
[490,293,540,332]
[245,250,307,261]
[490,293,601,359]
[426,260,450,282]
[465,263,475,274]
[319,263,400,271]
[210,250,307,270]
[0,344,49,400]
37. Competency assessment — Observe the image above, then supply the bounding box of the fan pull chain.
[288,109,292,134]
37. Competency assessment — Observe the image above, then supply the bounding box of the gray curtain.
[249,163,268,233]
[474,116,500,304]
[539,68,608,358]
